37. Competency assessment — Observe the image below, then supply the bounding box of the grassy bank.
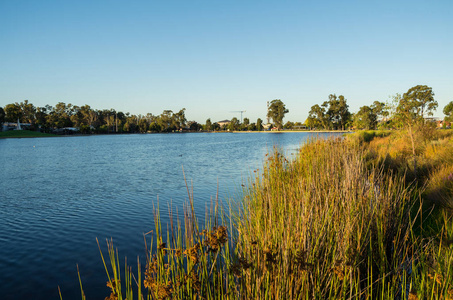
[73,130,453,299]
[0,130,58,139]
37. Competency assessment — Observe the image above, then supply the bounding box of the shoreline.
[0,129,353,139]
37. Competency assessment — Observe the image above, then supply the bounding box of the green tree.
[256,118,263,131]
[48,102,74,128]
[395,85,437,176]
[138,118,149,133]
[19,100,36,125]
[443,101,453,122]
[35,106,50,131]
[241,118,250,131]
[212,122,220,131]
[353,105,377,130]
[174,108,186,130]
[149,121,161,132]
[228,117,240,131]
[323,94,351,130]
[0,107,5,125]
[283,121,294,129]
[205,118,212,131]
[189,121,202,131]
[267,99,289,130]
[371,101,386,118]
[307,104,327,129]
[4,103,22,122]
[158,110,175,132]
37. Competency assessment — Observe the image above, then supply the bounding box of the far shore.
[0,129,353,139]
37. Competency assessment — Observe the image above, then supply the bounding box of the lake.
[0,132,339,299]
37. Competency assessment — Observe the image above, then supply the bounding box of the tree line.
[306,85,452,130]
[0,86,452,133]
[0,102,199,133]
[0,101,270,133]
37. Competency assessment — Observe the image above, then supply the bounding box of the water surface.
[0,132,338,299]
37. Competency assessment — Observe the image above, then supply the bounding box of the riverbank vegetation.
[70,128,453,299]
[2,85,452,135]
[0,130,57,139]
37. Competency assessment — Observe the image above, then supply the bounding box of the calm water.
[0,132,338,299]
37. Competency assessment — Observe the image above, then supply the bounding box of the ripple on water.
[0,132,340,300]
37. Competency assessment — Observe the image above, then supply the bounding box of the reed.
[73,133,453,299]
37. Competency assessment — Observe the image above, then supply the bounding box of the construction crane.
[230,110,246,123]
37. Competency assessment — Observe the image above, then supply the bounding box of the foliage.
[256,118,263,131]
[229,117,240,131]
[323,94,351,130]
[353,105,376,130]
[242,118,250,131]
[267,99,288,130]
[444,101,453,122]
[0,106,5,124]
[307,94,351,130]
[393,85,438,176]
[0,100,197,134]
[307,104,326,129]
[205,118,212,131]
[4,103,22,122]
[283,121,294,129]
[353,101,387,130]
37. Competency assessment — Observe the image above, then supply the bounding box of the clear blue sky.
[1,0,452,123]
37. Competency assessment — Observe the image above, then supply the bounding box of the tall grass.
[234,138,422,299]
[73,134,453,299]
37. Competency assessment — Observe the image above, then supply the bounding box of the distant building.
[2,122,31,131]
[217,120,230,127]
[262,123,272,130]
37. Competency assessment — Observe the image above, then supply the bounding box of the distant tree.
[19,100,36,125]
[48,102,74,128]
[267,99,289,130]
[256,118,263,131]
[212,122,220,131]
[323,94,351,130]
[70,105,84,128]
[372,101,386,118]
[0,107,5,125]
[189,121,202,131]
[228,117,240,131]
[174,108,187,130]
[241,118,250,131]
[124,115,138,133]
[4,103,22,122]
[149,121,161,132]
[307,104,327,129]
[158,110,176,132]
[283,121,294,129]
[395,85,437,176]
[138,118,149,133]
[35,106,50,131]
[205,118,212,131]
[353,105,376,130]
[443,101,453,122]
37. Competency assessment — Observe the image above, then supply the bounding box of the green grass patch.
[0,130,58,139]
